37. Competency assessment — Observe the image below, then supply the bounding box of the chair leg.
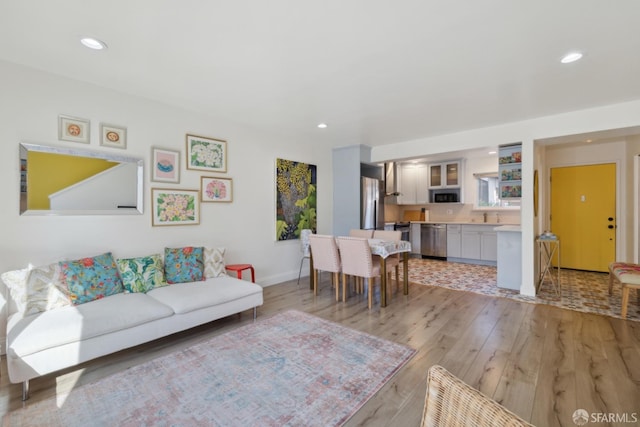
[368,278,373,309]
[608,270,614,295]
[313,269,318,295]
[621,286,630,318]
[334,272,340,301]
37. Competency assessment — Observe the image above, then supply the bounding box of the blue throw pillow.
[164,247,204,284]
[59,252,124,305]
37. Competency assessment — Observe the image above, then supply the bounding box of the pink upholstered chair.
[349,229,374,238]
[372,230,401,291]
[336,236,382,309]
[308,234,342,301]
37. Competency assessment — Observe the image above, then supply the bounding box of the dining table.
[309,237,412,307]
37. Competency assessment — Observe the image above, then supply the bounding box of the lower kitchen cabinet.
[446,225,461,257]
[448,224,497,265]
[410,223,421,255]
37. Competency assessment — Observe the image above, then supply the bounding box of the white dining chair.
[372,229,401,292]
[297,229,313,285]
[336,236,382,309]
[308,234,342,301]
[349,229,374,238]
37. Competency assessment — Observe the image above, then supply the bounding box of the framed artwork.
[186,134,227,172]
[151,148,180,183]
[58,115,90,144]
[201,176,233,202]
[275,158,317,241]
[100,123,127,149]
[151,188,200,226]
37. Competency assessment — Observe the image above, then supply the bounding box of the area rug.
[3,310,416,427]
[401,258,640,322]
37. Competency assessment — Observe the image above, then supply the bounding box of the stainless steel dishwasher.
[421,223,447,258]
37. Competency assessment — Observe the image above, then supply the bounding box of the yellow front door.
[550,164,616,272]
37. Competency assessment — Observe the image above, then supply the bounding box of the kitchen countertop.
[408,221,520,226]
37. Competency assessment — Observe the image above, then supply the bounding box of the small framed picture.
[59,115,90,144]
[151,148,180,183]
[100,123,127,149]
[151,188,200,226]
[201,176,233,202]
[186,134,227,173]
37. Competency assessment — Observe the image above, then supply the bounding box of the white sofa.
[5,274,263,400]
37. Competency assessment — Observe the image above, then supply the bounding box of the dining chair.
[297,229,313,285]
[349,229,374,238]
[372,229,401,292]
[308,234,342,301]
[336,236,381,309]
[421,365,533,426]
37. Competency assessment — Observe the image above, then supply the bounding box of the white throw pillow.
[204,247,227,278]
[24,263,72,315]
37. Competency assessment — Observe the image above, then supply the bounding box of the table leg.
[309,252,314,291]
[380,256,387,307]
[403,252,409,295]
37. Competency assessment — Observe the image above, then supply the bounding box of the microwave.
[433,192,459,203]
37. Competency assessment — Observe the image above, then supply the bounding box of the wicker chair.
[421,365,533,427]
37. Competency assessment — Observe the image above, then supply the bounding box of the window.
[475,173,520,208]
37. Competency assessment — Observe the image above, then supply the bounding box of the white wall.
[0,60,333,343]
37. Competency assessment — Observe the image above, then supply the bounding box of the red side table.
[225,264,255,282]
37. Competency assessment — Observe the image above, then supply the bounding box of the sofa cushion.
[59,252,124,305]
[7,293,174,359]
[204,247,227,278]
[147,276,262,315]
[24,263,71,315]
[164,246,204,284]
[117,254,167,293]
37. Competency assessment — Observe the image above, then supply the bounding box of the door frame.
[546,159,624,263]
[635,155,640,263]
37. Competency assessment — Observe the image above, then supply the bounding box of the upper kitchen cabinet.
[498,143,522,199]
[428,161,462,188]
[397,163,428,204]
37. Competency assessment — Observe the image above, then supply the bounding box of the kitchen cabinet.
[498,143,522,199]
[450,224,497,264]
[446,225,461,257]
[463,225,497,262]
[398,164,428,204]
[410,223,421,254]
[428,161,461,188]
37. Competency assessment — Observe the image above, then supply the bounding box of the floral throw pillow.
[117,254,167,293]
[204,247,227,278]
[59,252,124,305]
[164,247,204,284]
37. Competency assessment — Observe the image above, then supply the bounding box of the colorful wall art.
[276,158,316,241]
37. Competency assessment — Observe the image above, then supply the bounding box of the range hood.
[384,162,401,198]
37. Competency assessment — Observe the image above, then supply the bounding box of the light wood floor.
[1,276,639,426]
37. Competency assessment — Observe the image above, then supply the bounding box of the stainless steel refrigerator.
[361,176,385,230]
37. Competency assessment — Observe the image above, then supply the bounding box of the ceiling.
[1,1,640,149]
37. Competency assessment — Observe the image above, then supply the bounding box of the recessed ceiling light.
[561,51,583,64]
[80,37,107,50]
[317,123,328,129]
[488,151,497,155]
